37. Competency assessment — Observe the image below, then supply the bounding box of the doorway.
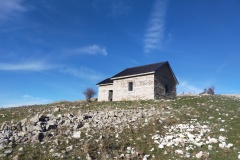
[108,90,113,101]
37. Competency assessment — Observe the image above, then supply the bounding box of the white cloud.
[22,94,43,100]
[216,61,229,73]
[177,80,203,95]
[110,1,131,16]
[0,0,27,20]
[60,67,104,81]
[73,45,108,56]
[93,0,130,17]
[144,0,168,53]
[0,95,51,108]
[0,61,57,71]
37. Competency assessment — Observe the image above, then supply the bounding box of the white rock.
[86,153,92,160]
[209,137,218,143]
[143,155,150,160]
[185,152,191,158]
[219,142,226,148]
[127,146,131,151]
[226,143,233,148]
[66,145,73,151]
[54,108,60,112]
[72,131,81,138]
[152,134,160,140]
[175,149,183,155]
[166,141,173,147]
[219,136,226,142]
[194,142,203,147]
[219,128,225,132]
[196,151,203,159]
[208,145,212,150]
[166,135,173,140]
[52,153,61,157]
[119,153,125,158]
[131,148,135,155]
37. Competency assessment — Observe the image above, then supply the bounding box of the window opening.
[128,82,133,91]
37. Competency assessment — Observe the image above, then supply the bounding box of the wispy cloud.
[0,61,57,71]
[109,1,131,16]
[60,67,104,81]
[216,61,229,73]
[178,80,203,95]
[0,0,27,20]
[144,0,168,53]
[70,45,108,56]
[93,0,131,17]
[130,59,139,65]
[22,94,50,101]
[0,94,51,108]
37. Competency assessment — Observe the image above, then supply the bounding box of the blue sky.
[0,0,240,107]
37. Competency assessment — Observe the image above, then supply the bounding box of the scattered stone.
[175,149,183,155]
[72,131,81,138]
[54,139,60,145]
[54,108,60,112]
[66,145,73,151]
[52,153,61,157]
[0,99,235,159]
[86,153,92,160]
[4,149,12,155]
[13,155,19,160]
[196,151,203,159]
[46,123,57,131]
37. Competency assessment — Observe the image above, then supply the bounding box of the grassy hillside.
[0,95,239,160]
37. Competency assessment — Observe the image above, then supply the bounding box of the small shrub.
[200,86,215,95]
[83,87,96,102]
[207,86,215,95]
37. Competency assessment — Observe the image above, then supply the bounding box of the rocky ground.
[0,95,240,159]
[223,94,240,99]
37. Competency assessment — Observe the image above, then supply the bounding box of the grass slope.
[0,95,240,160]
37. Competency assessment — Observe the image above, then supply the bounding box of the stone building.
[96,61,178,101]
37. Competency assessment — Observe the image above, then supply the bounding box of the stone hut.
[96,61,178,101]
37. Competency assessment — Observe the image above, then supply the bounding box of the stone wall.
[112,74,155,101]
[154,63,177,99]
[98,84,113,101]
[98,63,177,101]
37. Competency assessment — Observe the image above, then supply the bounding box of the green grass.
[0,95,240,159]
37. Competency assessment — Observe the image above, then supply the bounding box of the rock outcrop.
[0,107,164,150]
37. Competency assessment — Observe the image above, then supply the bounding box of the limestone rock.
[46,123,57,131]
[54,108,60,112]
[72,131,81,138]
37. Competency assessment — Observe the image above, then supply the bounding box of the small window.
[128,82,133,91]
[165,84,168,93]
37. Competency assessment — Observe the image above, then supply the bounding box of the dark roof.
[111,61,167,79]
[96,61,178,85]
[96,78,113,85]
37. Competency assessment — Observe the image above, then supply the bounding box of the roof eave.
[167,62,179,85]
[111,71,155,80]
[97,83,113,86]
